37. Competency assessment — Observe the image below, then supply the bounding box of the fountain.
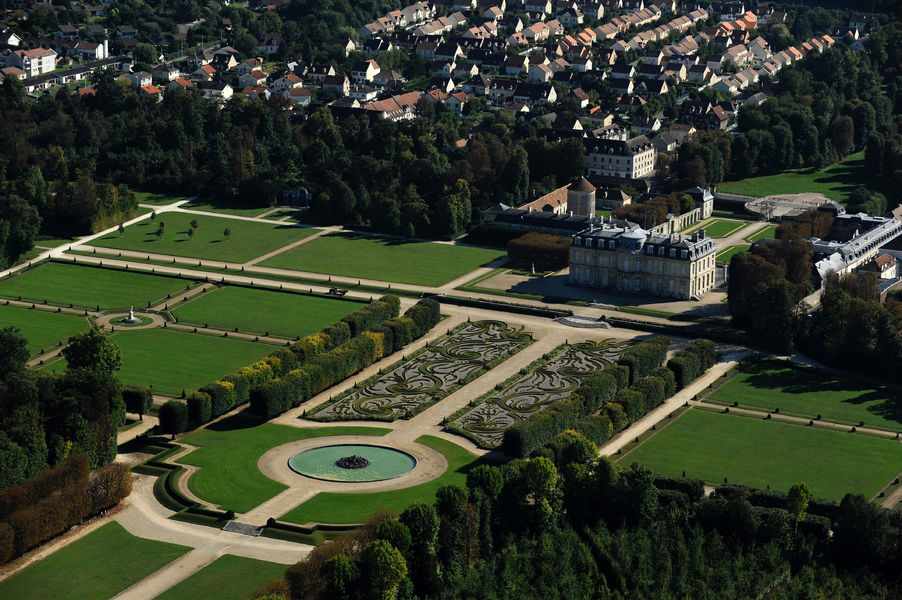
[336,455,370,469]
[120,306,141,324]
[288,444,416,482]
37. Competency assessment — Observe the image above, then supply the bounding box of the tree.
[0,326,29,380]
[122,385,153,420]
[223,227,231,242]
[360,539,407,600]
[831,115,854,156]
[190,219,199,229]
[322,554,358,600]
[61,326,121,376]
[158,401,188,439]
[133,43,158,67]
[118,223,124,237]
[787,482,811,523]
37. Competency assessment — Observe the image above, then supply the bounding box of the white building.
[585,136,656,179]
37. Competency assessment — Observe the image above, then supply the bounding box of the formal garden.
[622,408,902,501]
[170,285,364,340]
[685,218,749,239]
[0,522,189,600]
[89,212,320,263]
[447,340,631,448]
[0,303,89,354]
[259,232,506,287]
[0,261,192,310]
[705,359,902,431]
[310,320,533,421]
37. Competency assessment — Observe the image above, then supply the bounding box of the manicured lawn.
[260,233,506,287]
[178,418,391,513]
[622,409,902,501]
[281,436,483,524]
[133,189,188,205]
[113,329,275,396]
[717,152,869,203]
[0,262,189,309]
[744,225,776,243]
[34,237,77,248]
[716,245,748,264]
[90,212,320,263]
[0,304,88,353]
[154,555,286,600]
[171,286,363,339]
[688,219,749,239]
[0,522,189,600]
[710,359,902,430]
[185,200,274,218]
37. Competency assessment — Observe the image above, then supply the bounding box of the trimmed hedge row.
[667,339,718,389]
[1,461,131,562]
[161,296,404,434]
[502,338,717,459]
[250,299,442,419]
[121,385,153,419]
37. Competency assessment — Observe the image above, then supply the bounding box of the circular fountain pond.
[287,444,417,483]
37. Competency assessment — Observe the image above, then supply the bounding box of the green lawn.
[0,522,189,600]
[153,555,286,600]
[281,436,483,524]
[185,200,274,218]
[717,152,870,203]
[623,409,902,501]
[744,225,776,243]
[133,189,188,205]
[171,286,362,339]
[90,212,320,263]
[0,262,189,310]
[0,304,89,353]
[689,219,749,239]
[34,237,77,248]
[709,360,902,431]
[260,233,506,287]
[178,418,391,513]
[716,245,749,264]
[113,329,275,396]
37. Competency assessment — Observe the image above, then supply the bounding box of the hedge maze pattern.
[311,321,532,421]
[449,340,629,447]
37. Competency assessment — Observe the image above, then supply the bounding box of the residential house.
[504,54,528,76]
[167,77,194,91]
[57,24,79,39]
[0,32,22,47]
[322,74,350,95]
[197,81,233,100]
[363,38,394,55]
[585,134,655,179]
[259,33,282,54]
[236,58,264,75]
[211,53,238,70]
[7,48,56,78]
[273,73,303,91]
[350,59,380,83]
[372,69,406,88]
[127,71,152,87]
[569,87,589,107]
[241,85,271,100]
[610,64,635,79]
[488,77,518,102]
[282,87,312,107]
[307,64,336,83]
[559,8,584,27]
[139,84,162,101]
[513,82,556,107]
[239,69,268,87]
[152,62,180,82]
[192,64,216,81]
[349,85,379,101]
[462,73,492,95]
[70,40,106,61]
[117,25,137,39]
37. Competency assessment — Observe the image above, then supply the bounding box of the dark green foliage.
[507,232,572,271]
[617,337,670,384]
[341,296,401,337]
[121,385,152,419]
[186,392,212,426]
[667,339,718,389]
[158,401,188,437]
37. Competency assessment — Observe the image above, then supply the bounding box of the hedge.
[121,385,153,419]
[159,401,188,437]
[667,339,718,389]
[1,461,131,561]
[501,338,718,459]
[0,454,89,520]
[187,392,212,427]
[653,475,705,501]
[249,299,440,420]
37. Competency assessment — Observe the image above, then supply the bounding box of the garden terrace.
[310,320,533,421]
[449,340,630,448]
[0,261,191,310]
[88,212,320,263]
[0,304,89,354]
[258,232,506,287]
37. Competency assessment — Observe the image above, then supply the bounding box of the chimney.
[104,39,109,59]
[699,229,706,239]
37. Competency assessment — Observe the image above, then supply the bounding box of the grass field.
[178,417,391,513]
[0,262,188,309]
[90,212,320,263]
[154,555,286,600]
[623,409,902,501]
[281,436,483,524]
[114,329,274,396]
[689,219,749,238]
[133,189,188,205]
[716,245,749,264]
[0,304,88,353]
[745,225,776,243]
[717,152,869,203]
[171,286,362,339]
[0,522,189,600]
[185,200,274,218]
[709,360,902,430]
[260,232,506,287]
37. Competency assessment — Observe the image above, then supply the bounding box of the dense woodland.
[271,428,902,600]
